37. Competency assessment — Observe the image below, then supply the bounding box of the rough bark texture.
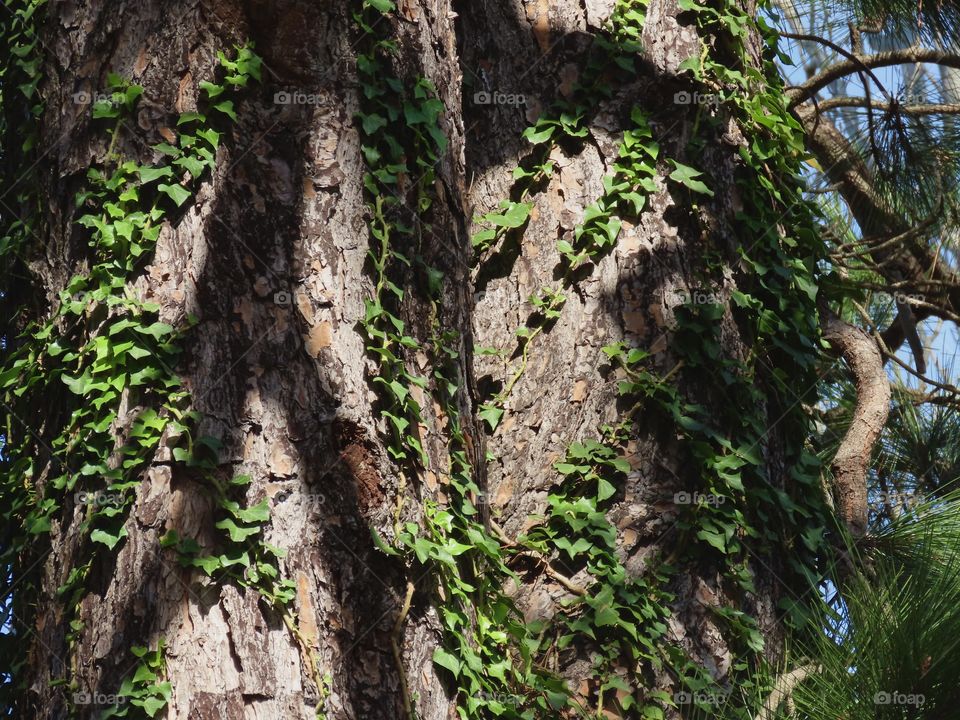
[821,312,890,537]
[18,0,804,717]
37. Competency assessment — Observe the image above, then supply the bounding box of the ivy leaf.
[174,154,205,177]
[235,499,270,524]
[365,0,396,11]
[137,694,169,718]
[668,160,715,197]
[114,219,134,240]
[597,477,617,501]
[91,527,127,550]
[157,183,192,207]
[62,370,92,396]
[546,689,569,709]
[471,227,497,250]
[138,321,175,339]
[696,528,727,552]
[362,113,388,135]
[189,555,222,574]
[152,142,180,157]
[432,647,461,677]
[26,514,51,534]
[374,376,409,403]
[479,403,504,431]
[199,80,224,99]
[132,664,158,684]
[124,85,144,106]
[486,201,532,229]
[215,518,260,542]
[177,111,206,126]
[138,165,174,184]
[197,128,220,148]
[522,123,556,145]
[593,605,620,626]
[92,100,120,119]
[212,100,237,121]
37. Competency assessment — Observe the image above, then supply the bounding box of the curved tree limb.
[754,664,821,720]
[787,49,960,108]
[822,311,891,537]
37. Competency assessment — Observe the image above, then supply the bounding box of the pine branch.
[815,97,960,114]
[796,106,957,371]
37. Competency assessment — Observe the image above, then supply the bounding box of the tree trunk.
[1,0,828,718]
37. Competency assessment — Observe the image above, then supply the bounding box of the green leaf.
[471,228,497,250]
[212,100,237,120]
[138,694,168,718]
[92,100,120,119]
[138,165,174,184]
[594,605,620,626]
[523,124,556,145]
[696,528,727,553]
[177,111,206,125]
[138,321,175,339]
[132,664,157,684]
[200,80,225,99]
[432,647,461,677]
[486,201,532,229]
[152,142,180,157]
[479,404,504,431]
[362,113,388,134]
[157,183,192,207]
[215,518,260,542]
[235,499,270,524]
[668,160,715,197]
[189,555,222,574]
[174,154,205,177]
[197,129,220,148]
[91,527,127,550]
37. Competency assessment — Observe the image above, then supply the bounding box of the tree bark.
[5,0,825,718]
